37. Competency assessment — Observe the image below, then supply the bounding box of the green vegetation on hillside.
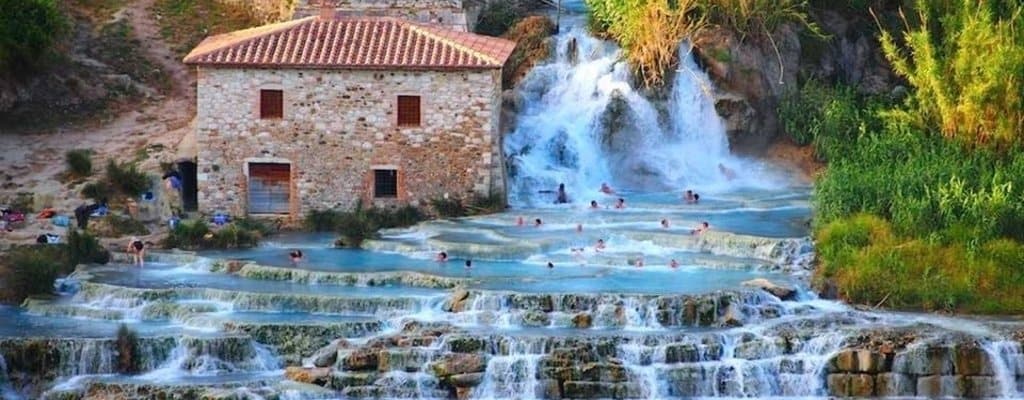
[155,0,282,56]
[784,0,1024,313]
[0,0,67,75]
[0,230,109,303]
[304,205,424,248]
[585,0,820,86]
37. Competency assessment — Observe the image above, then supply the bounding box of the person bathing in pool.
[436,251,448,262]
[289,249,303,266]
[691,221,710,235]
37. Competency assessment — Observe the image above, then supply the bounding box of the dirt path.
[0,0,195,244]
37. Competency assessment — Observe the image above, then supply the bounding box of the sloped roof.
[183,15,516,70]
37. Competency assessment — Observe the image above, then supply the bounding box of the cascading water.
[505,18,778,206]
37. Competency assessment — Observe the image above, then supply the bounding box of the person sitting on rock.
[436,251,448,262]
[690,221,710,235]
[290,249,303,266]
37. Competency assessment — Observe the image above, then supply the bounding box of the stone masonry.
[194,67,504,217]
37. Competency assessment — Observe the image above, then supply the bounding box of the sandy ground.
[0,0,195,248]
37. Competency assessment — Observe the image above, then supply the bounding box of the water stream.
[3,4,1024,400]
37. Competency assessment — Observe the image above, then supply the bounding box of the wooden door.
[248,163,290,214]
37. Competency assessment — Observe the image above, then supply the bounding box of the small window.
[397,95,421,127]
[374,169,398,198]
[260,89,283,119]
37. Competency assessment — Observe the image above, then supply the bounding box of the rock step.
[222,262,470,288]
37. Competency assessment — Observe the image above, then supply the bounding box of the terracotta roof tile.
[183,15,516,70]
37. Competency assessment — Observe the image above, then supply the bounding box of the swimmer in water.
[576,223,583,233]
[670,259,679,269]
[660,219,670,229]
[289,249,303,266]
[516,216,524,226]
[691,221,710,235]
[595,239,606,251]
[436,251,448,262]
[614,198,625,209]
[534,218,543,227]
[465,259,473,269]
[590,200,599,209]
[600,182,615,194]
[547,261,554,269]
[634,256,644,268]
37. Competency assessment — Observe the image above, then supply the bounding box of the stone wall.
[195,67,503,217]
[295,0,467,30]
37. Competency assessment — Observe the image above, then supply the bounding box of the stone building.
[183,9,515,217]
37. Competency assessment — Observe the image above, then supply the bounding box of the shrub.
[0,0,68,75]
[1,245,66,302]
[80,181,113,202]
[304,204,425,247]
[878,0,1024,148]
[98,214,150,237]
[66,229,111,265]
[475,1,525,36]
[163,219,262,250]
[64,149,93,178]
[431,197,466,218]
[115,324,140,374]
[105,160,150,198]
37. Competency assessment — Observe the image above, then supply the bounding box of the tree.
[0,0,67,75]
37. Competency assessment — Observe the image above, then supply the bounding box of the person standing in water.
[127,237,145,267]
[555,183,569,204]
[691,221,710,235]
[516,216,525,227]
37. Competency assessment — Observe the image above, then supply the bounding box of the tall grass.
[878,0,1024,148]
[585,0,820,87]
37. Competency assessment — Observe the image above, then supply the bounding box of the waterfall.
[505,20,777,206]
[0,353,18,400]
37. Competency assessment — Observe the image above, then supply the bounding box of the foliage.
[115,324,140,374]
[66,229,111,265]
[0,0,68,75]
[0,230,108,303]
[81,181,113,202]
[502,16,555,89]
[586,0,705,86]
[155,0,275,57]
[431,195,507,218]
[779,80,888,161]
[304,204,425,247]
[475,1,526,36]
[815,216,1024,313]
[0,245,66,303]
[105,160,151,198]
[585,0,821,86]
[877,0,1024,148]
[65,150,94,179]
[163,219,263,250]
[100,214,150,237]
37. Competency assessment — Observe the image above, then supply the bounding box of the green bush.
[64,149,93,178]
[0,0,68,75]
[101,214,150,237]
[80,181,113,202]
[66,229,111,265]
[304,204,425,247]
[431,197,466,218]
[105,160,150,198]
[115,324,140,374]
[162,219,262,250]
[1,245,67,302]
[0,230,108,303]
[475,1,524,36]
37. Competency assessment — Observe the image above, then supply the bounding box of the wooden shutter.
[248,163,290,214]
[260,90,283,119]
[397,95,420,126]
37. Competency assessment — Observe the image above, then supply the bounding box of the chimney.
[319,0,335,20]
